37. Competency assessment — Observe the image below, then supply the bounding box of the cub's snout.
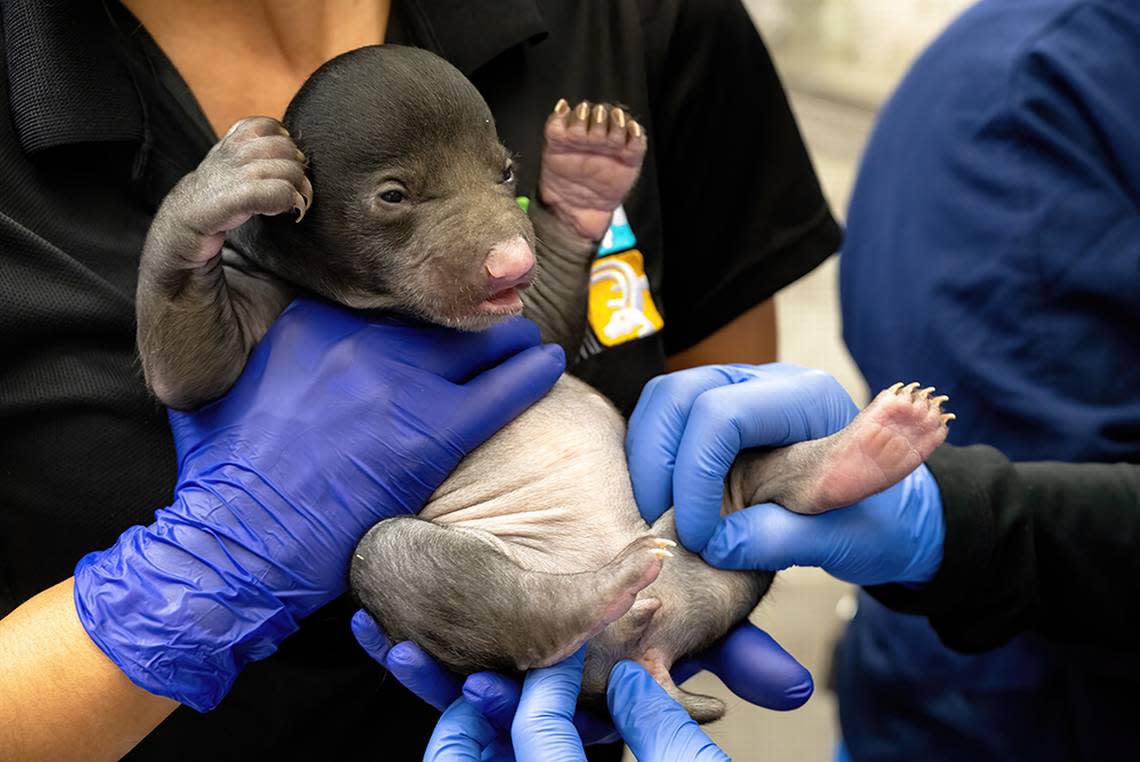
[480,235,536,315]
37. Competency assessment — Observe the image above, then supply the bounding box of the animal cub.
[137,45,950,723]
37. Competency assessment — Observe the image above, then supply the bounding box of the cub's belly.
[419,374,648,573]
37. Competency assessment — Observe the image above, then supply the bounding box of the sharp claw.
[651,548,674,560]
[931,395,949,406]
[653,538,677,548]
[613,108,626,128]
[553,98,570,115]
[902,382,921,396]
[592,104,606,124]
[918,386,935,400]
[888,382,904,394]
[941,413,956,423]
[630,120,643,139]
[575,101,590,121]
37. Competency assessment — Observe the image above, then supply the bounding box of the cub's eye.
[379,189,405,204]
[500,165,514,183]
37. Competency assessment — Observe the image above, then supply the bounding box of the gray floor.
[624,29,891,762]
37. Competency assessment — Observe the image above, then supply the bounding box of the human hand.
[627,363,858,550]
[351,608,812,746]
[73,299,564,711]
[625,363,944,585]
[418,647,729,761]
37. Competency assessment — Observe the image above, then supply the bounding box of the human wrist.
[72,492,300,712]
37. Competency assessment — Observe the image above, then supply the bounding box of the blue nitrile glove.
[73,298,564,712]
[606,661,729,761]
[625,363,945,586]
[352,611,619,745]
[420,648,730,761]
[627,363,858,551]
[351,609,812,745]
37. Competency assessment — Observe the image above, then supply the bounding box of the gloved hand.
[73,298,564,712]
[420,647,729,761]
[606,661,728,761]
[352,610,618,745]
[626,363,945,586]
[351,607,812,746]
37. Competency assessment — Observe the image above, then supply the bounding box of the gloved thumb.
[700,502,837,572]
[453,343,565,448]
[674,621,813,710]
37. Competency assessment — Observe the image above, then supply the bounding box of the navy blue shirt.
[839,0,1140,759]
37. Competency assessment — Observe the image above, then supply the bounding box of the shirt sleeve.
[839,2,1140,462]
[867,445,1140,653]
[641,0,841,355]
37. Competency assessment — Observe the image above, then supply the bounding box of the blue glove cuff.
[73,499,300,712]
[895,463,946,585]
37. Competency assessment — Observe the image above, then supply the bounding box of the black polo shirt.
[0,0,838,758]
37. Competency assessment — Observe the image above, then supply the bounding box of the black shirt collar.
[2,0,547,157]
[2,0,144,155]
[391,0,547,74]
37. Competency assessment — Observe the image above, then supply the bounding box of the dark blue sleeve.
[839,0,1140,463]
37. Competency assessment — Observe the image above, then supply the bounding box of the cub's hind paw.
[886,381,956,427]
[730,380,957,516]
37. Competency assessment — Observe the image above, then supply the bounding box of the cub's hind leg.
[350,517,670,673]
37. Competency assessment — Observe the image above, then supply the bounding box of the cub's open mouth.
[478,285,526,313]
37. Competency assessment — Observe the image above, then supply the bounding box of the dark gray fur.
[137,46,593,409]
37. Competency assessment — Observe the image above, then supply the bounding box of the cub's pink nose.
[484,236,536,290]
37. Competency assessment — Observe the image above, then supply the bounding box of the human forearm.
[665,299,777,371]
[868,444,1140,652]
[0,578,177,761]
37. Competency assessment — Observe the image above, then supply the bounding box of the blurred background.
[623,2,973,759]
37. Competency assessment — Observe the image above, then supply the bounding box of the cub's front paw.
[538,99,647,241]
[172,116,313,263]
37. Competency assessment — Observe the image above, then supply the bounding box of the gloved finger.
[672,374,854,551]
[701,502,835,572]
[607,661,729,761]
[276,301,543,384]
[626,365,751,523]
[385,640,464,712]
[377,315,545,383]
[463,671,619,745]
[270,297,368,350]
[512,647,588,762]
[450,343,565,449]
[463,672,521,731]
[423,698,496,761]
[674,621,813,710]
[350,608,393,665]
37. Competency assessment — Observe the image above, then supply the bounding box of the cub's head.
[263,45,535,329]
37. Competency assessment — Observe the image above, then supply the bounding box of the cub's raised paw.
[538,99,647,241]
[171,116,313,262]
